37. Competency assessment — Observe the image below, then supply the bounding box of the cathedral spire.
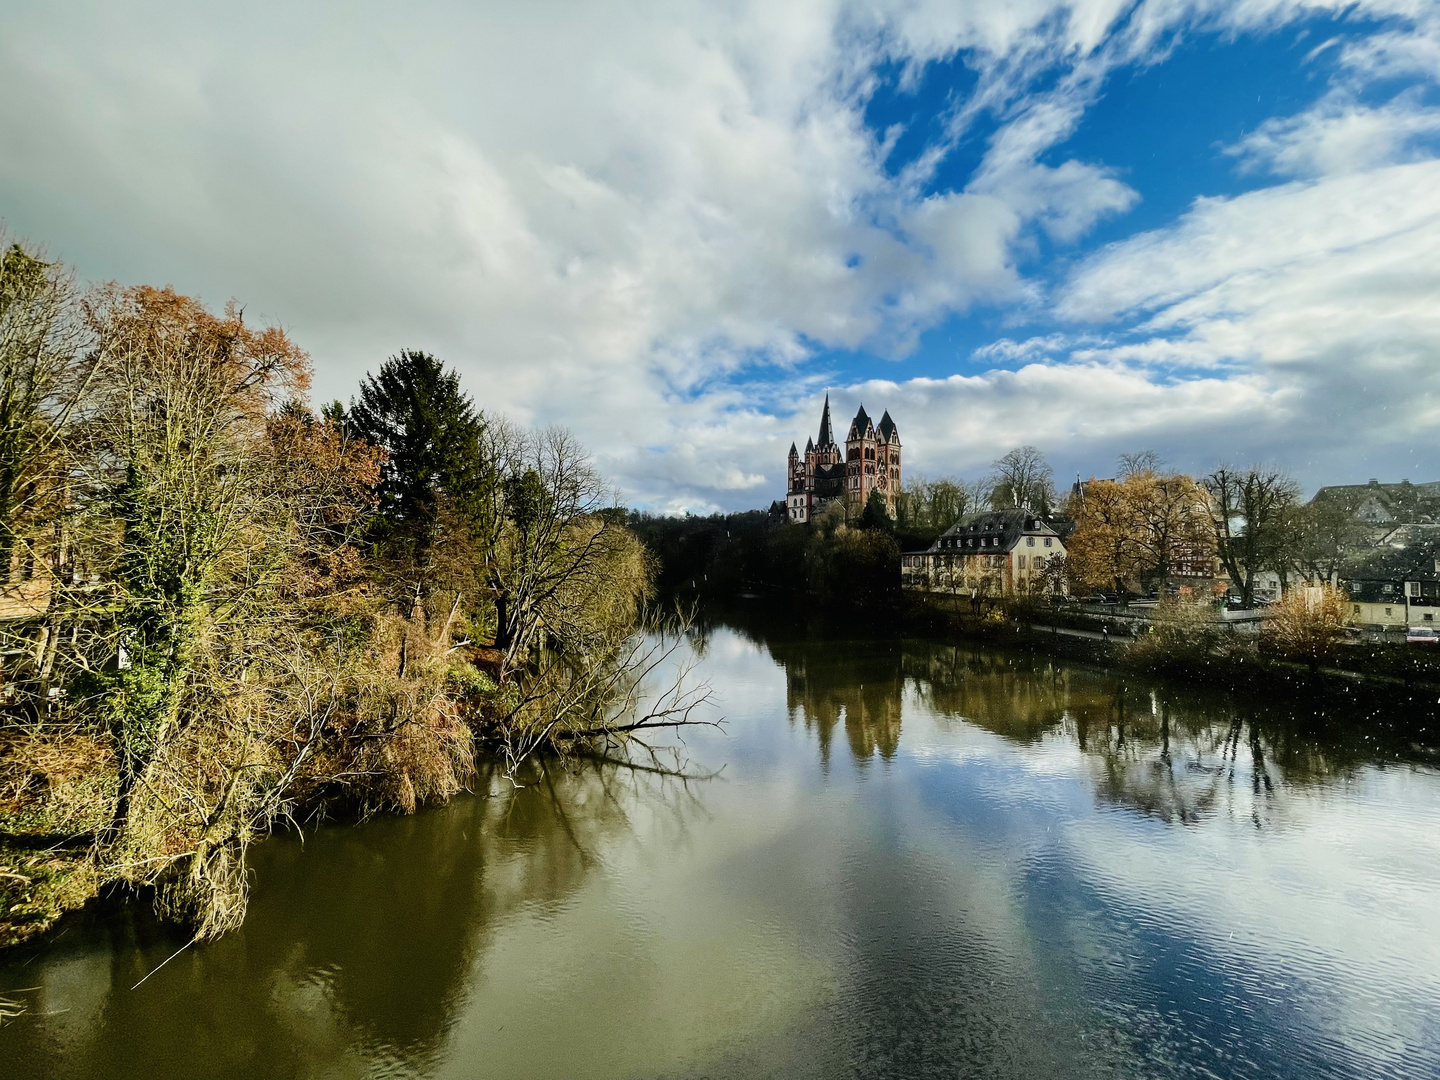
[817,393,834,448]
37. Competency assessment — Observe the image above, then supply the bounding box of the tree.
[989,446,1055,514]
[896,475,975,538]
[1281,499,1366,585]
[1202,465,1300,607]
[66,286,312,930]
[860,488,894,532]
[1066,469,1213,595]
[478,421,636,668]
[0,241,92,580]
[1116,449,1162,479]
[348,349,489,566]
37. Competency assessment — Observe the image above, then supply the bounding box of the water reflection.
[764,625,1433,829]
[3,617,1439,1080]
[769,636,905,766]
[0,759,701,1080]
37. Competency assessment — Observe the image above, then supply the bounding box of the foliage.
[1261,584,1349,670]
[1066,468,1213,594]
[348,349,489,567]
[895,475,976,539]
[0,239,91,580]
[860,488,894,532]
[629,509,900,611]
[1,259,670,950]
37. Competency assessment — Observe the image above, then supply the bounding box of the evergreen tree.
[349,350,488,561]
[861,488,895,532]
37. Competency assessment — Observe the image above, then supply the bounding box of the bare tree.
[989,446,1055,514]
[1116,449,1162,479]
[0,239,94,583]
[1202,465,1300,607]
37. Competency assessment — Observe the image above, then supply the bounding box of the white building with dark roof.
[902,510,1067,597]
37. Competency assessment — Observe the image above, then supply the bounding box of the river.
[4,613,1440,1079]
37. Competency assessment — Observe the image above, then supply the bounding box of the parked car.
[1407,626,1439,644]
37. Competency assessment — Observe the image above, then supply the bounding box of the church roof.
[848,404,874,441]
[789,441,798,458]
[877,410,899,444]
[817,394,835,448]
[805,436,814,452]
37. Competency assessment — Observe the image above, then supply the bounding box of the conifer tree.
[349,349,488,564]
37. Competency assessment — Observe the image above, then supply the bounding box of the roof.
[848,404,874,441]
[816,394,835,448]
[1343,540,1440,583]
[924,509,1062,554]
[1311,479,1440,524]
[789,441,798,458]
[877,410,899,444]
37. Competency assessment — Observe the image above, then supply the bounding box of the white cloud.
[0,0,1435,509]
[1229,92,1440,178]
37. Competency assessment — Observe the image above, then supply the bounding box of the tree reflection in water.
[760,631,1433,828]
[0,757,708,1080]
[767,636,906,768]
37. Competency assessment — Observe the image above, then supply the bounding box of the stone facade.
[785,395,901,523]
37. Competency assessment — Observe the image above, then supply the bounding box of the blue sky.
[2,1,1439,511]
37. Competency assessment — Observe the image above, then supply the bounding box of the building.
[1341,542,1440,628]
[1311,478,1440,528]
[786,395,901,523]
[901,510,1067,597]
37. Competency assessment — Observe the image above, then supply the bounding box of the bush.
[1261,584,1348,670]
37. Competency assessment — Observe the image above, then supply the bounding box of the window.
[1354,605,1360,614]
[1427,613,1435,622]
[1386,607,1393,616]
[1026,537,1035,547]
[1044,538,1052,548]
[1018,555,1027,569]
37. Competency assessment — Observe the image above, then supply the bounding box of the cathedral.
[785,395,901,523]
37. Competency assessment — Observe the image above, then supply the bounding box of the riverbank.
[900,591,1440,726]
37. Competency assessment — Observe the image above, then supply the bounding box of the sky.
[1,0,1438,512]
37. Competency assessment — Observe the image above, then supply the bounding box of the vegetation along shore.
[0,238,704,950]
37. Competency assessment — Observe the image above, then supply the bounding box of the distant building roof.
[1311,479,1440,524]
[923,509,1062,555]
[1344,540,1440,583]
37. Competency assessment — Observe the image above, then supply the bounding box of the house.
[1341,542,1440,628]
[786,395,901,523]
[902,510,1067,597]
[1310,478,1440,530]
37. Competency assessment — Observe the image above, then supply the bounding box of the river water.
[4,615,1440,1079]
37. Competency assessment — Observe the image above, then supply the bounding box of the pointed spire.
[877,409,898,443]
[817,393,835,448]
[849,403,872,441]
[789,441,799,459]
